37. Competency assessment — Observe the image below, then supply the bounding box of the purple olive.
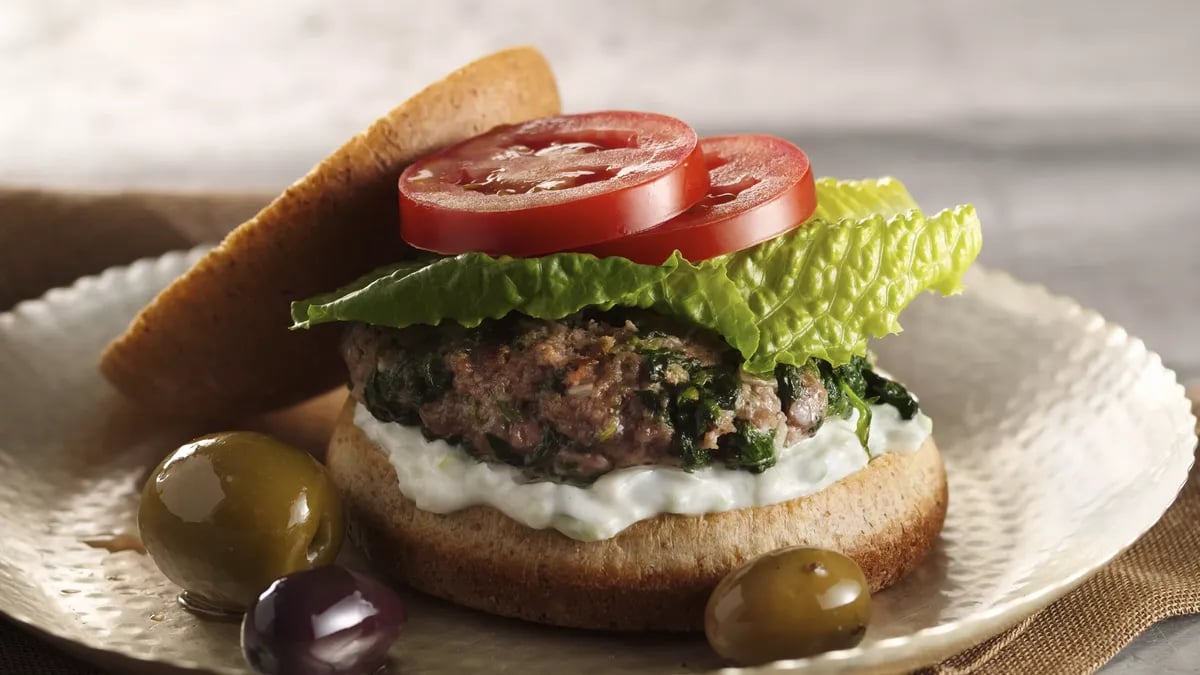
[241,566,405,675]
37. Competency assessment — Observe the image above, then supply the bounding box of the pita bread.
[100,46,561,420]
[327,397,948,631]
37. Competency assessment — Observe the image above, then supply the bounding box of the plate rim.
[0,248,1194,675]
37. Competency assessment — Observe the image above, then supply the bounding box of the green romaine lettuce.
[810,176,920,221]
[291,178,982,374]
[291,252,678,329]
[724,204,981,372]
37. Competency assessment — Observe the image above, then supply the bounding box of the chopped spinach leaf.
[863,370,919,420]
[834,355,869,399]
[775,360,819,412]
[675,433,712,471]
[696,366,739,408]
[642,348,701,383]
[363,368,420,425]
[838,379,873,451]
[816,360,849,418]
[719,419,778,473]
[638,389,669,417]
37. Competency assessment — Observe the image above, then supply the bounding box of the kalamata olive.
[705,546,871,664]
[138,431,345,611]
[241,565,405,675]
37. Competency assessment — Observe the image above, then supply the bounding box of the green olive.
[705,546,871,665]
[138,431,345,611]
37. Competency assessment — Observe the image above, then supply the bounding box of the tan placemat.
[0,187,266,312]
[1,187,1197,674]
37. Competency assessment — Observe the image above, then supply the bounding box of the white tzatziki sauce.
[354,403,932,541]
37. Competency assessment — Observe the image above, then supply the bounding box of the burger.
[101,47,981,631]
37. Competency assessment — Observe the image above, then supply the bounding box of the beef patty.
[342,313,833,484]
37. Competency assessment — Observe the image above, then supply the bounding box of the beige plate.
[0,248,1194,675]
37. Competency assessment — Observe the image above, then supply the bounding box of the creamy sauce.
[354,403,932,541]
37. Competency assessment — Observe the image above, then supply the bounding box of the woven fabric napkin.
[0,186,1197,674]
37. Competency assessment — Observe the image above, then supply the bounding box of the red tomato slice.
[579,135,816,264]
[398,111,710,257]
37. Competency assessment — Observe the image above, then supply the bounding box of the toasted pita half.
[100,47,561,420]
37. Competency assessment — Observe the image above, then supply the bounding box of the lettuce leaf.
[811,176,920,221]
[633,259,763,358]
[291,178,982,374]
[725,205,981,373]
[291,252,677,329]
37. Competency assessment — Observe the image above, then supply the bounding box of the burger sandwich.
[101,46,981,631]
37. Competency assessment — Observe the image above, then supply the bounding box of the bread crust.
[100,47,561,420]
[327,398,948,631]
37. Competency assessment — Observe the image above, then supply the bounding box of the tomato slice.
[579,135,816,264]
[398,111,710,256]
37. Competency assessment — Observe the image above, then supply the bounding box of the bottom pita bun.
[326,398,947,631]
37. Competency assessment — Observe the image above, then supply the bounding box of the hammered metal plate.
[0,249,1194,675]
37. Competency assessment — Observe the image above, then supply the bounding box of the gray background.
[2,0,1198,672]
